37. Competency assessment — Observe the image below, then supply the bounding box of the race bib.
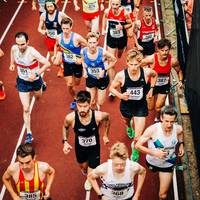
[18,67,31,80]
[63,53,77,63]
[156,76,169,86]
[112,190,126,198]
[88,67,101,77]
[88,2,97,11]
[123,5,132,13]
[47,29,57,39]
[164,148,176,164]
[78,135,96,147]
[19,191,40,200]
[142,33,154,42]
[110,28,123,38]
[127,87,143,100]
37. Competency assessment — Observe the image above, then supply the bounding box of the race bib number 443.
[78,135,96,147]
[127,87,143,100]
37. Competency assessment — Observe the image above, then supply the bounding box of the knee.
[23,106,30,113]
[67,82,73,87]
[155,104,162,112]
[159,191,167,200]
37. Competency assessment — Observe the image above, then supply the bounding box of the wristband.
[178,141,184,145]
[62,139,68,144]
[35,72,39,77]
[98,194,104,199]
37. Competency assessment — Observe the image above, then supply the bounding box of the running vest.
[100,159,134,200]
[154,53,172,86]
[74,110,100,148]
[60,32,81,64]
[16,162,45,200]
[138,17,157,42]
[38,0,45,13]
[82,0,99,13]
[121,68,147,104]
[107,8,127,39]
[83,47,107,79]
[146,123,178,168]
[14,46,40,81]
[45,10,62,39]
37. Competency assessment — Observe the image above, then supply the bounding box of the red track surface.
[0,1,164,199]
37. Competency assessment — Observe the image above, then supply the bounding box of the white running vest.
[13,46,41,81]
[100,159,134,200]
[146,122,178,168]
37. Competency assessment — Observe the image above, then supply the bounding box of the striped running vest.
[16,162,45,200]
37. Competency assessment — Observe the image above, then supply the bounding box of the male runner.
[38,0,69,77]
[2,143,55,200]
[88,142,146,200]
[62,90,110,190]
[54,17,87,110]
[109,49,157,161]
[0,48,6,100]
[135,105,184,200]
[81,32,117,110]
[9,32,50,143]
[141,38,183,122]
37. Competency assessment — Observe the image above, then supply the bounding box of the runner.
[37,0,70,77]
[135,6,159,55]
[88,142,146,200]
[53,17,87,110]
[62,90,110,190]
[76,0,105,33]
[2,143,55,200]
[0,48,6,100]
[141,38,183,122]
[9,32,50,143]
[135,105,184,200]
[102,0,132,98]
[109,49,157,161]
[81,32,117,110]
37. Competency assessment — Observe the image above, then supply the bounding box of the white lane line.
[0,0,69,199]
[0,0,25,45]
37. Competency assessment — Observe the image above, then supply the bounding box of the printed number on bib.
[88,67,101,78]
[63,53,76,63]
[124,5,132,13]
[20,191,40,200]
[156,76,169,86]
[88,2,97,11]
[127,87,143,100]
[47,29,57,39]
[78,135,96,147]
[142,33,154,42]
[112,190,125,198]
[110,28,123,38]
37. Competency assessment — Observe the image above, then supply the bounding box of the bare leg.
[97,88,107,110]
[91,16,99,34]
[155,94,167,120]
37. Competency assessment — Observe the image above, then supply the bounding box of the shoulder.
[11,45,18,52]
[66,112,75,122]
[7,162,19,175]
[40,12,46,20]
[95,110,109,121]
[176,124,183,134]
[38,161,49,172]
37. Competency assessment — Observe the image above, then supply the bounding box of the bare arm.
[99,111,110,144]
[9,46,15,71]
[0,48,4,57]
[124,12,132,30]
[103,50,117,71]
[172,58,183,82]
[73,0,80,11]
[32,0,37,10]
[102,9,108,35]
[177,125,184,157]
[140,54,154,67]
[2,166,20,200]
[38,13,46,35]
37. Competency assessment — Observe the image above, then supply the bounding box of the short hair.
[143,6,152,12]
[61,17,73,27]
[160,105,178,118]
[15,32,29,42]
[16,143,35,159]
[76,90,91,104]
[126,49,143,63]
[157,38,171,49]
[45,1,57,10]
[86,32,99,41]
[110,142,129,160]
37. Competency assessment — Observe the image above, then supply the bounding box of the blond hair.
[126,49,143,63]
[109,142,129,160]
[86,32,99,41]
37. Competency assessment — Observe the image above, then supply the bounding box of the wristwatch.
[98,194,104,199]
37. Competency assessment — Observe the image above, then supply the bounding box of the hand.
[132,193,140,200]
[9,64,15,71]
[97,69,105,79]
[177,80,183,89]
[146,88,153,99]
[103,136,109,145]
[152,149,168,159]
[63,142,72,154]
[75,57,82,65]
[136,44,143,51]
[100,3,104,11]
[120,92,129,101]
[83,70,88,78]
[178,145,184,157]
[32,5,37,11]
[41,29,46,35]
[74,5,80,11]
[43,188,50,199]
[102,29,106,36]
[116,24,123,30]
[12,194,21,200]
[29,73,36,82]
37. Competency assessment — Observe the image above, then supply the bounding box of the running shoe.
[25,133,34,144]
[57,68,64,78]
[0,82,6,100]
[70,101,77,110]
[84,179,92,191]
[130,141,139,162]
[126,120,135,139]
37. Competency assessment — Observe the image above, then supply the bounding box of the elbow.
[134,142,140,151]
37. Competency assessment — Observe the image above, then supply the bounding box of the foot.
[131,142,139,162]
[84,179,92,191]
[25,133,34,144]
[57,68,64,78]
[70,101,77,110]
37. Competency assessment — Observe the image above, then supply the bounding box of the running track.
[0,1,170,199]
